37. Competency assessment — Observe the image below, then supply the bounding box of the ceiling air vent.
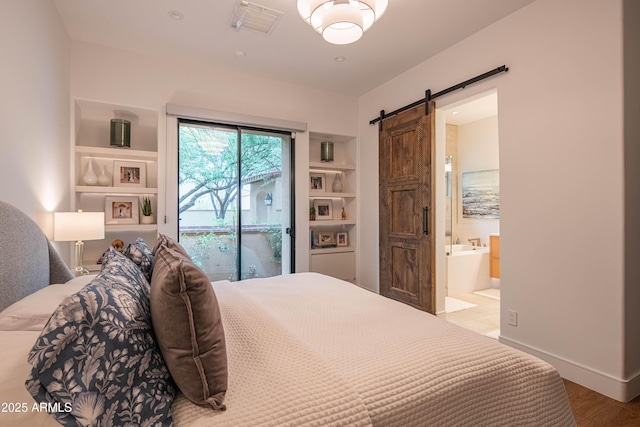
[230,1,283,35]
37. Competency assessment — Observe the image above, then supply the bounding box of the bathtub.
[446,244,491,296]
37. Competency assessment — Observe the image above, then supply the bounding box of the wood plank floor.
[563,379,640,426]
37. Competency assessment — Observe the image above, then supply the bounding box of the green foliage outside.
[178,124,284,278]
[178,124,282,219]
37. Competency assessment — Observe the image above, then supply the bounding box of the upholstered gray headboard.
[0,201,73,311]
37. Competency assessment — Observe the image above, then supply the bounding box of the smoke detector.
[230,1,283,35]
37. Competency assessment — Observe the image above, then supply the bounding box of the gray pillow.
[151,244,227,410]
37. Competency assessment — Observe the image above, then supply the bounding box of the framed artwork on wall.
[461,169,500,219]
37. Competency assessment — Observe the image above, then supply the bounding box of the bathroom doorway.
[436,91,501,339]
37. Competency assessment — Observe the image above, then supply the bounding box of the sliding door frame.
[176,118,295,280]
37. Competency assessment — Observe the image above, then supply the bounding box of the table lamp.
[54,210,105,276]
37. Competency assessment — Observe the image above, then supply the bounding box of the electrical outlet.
[508,310,518,327]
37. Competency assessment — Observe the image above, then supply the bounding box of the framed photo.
[313,199,333,220]
[105,196,139,225]
[317,232,335,247]
[113,160,146,188]
[336,232,348,246]
[310,173,326,192]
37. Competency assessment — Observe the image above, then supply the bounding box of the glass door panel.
[178,122,239,281]
[177,120,291,281]
[239,129,290,279]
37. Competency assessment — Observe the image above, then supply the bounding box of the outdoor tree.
[178,124,282,219]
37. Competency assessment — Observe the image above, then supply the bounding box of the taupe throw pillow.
[151,244,227,410]
[153,233,192,260]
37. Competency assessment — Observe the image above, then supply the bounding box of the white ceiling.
[444,92,498,125]
[52,0,534,98]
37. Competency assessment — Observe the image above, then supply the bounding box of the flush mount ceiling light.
[297,0,388,45]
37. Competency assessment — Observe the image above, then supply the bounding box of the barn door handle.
[423,207,429,235]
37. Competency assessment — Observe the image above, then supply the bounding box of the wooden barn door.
[379,102,435,313]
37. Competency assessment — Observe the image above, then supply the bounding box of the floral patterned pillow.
[123,237,155,282]
[25,247,175,426]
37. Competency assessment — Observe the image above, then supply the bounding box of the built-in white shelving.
[71,99,161,268]
[308,133,357,283]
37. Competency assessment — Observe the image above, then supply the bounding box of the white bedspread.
[174,273,575,426]
[172,278,372,426]
[0,331,60,426]
[0,273,575,426]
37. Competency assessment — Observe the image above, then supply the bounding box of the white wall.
[0,0,70,252]
[455,116,500,246]
[358,0,637,400]
[69,41,359,273]
[623,0,640,391]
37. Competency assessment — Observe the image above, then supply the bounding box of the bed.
[0,200,576,426]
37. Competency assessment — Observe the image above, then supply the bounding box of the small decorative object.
[321,141,334,162]
[140,196,154,224]
[310,173,326,191]
[110,118,131,148]
[317,232,335,247]
[309,207,316,221]
[97,165,110,186]
[82,158,98,186]
[113,160,146,188]
[105,196,139,225]
[341,206,347,220]
[332,173,343,192]
[111,239,125,252]
[336,232,348,246]
[313,199,333,220]
[265,192,273,206]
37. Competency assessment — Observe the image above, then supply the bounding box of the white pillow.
[0,275,95,331]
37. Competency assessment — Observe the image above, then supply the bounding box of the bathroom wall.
[455,116,500,247]
[445,124,458,243]
[445,116,500,248]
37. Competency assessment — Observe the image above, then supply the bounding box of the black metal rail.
[370,65,509,126]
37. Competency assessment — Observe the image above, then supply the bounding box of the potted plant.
[309,207,316,221]
[140,196,154,224]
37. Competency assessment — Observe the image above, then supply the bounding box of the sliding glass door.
[177,120,293,281]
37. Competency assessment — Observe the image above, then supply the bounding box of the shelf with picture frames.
[75,186,158,194]
[70,98,162,269]
[308,132,357,284]
[309,161,356,171]
[309,191,355,198]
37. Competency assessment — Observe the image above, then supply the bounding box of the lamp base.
[73,240,91,276]
[72,265,91,277]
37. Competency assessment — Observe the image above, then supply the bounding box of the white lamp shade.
[54,212,105,241]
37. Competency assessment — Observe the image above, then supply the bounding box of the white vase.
[141,215,155,225]
[97,165,110,186]
[332,173,343,192]
[83,159,98,186]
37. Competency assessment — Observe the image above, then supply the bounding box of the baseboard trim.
[500,336,640,402]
